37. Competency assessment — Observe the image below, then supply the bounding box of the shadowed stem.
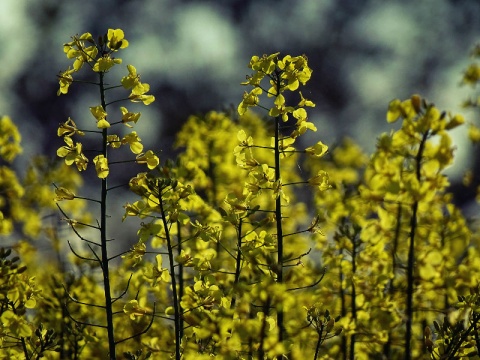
[231,218,243,309]
[98,71,116,360]
[405,130,429,360]
[349,229,358,360]
[160,192,181,360]
[274,112,285,350]
[271,69,285,357]
[177,221,184,342]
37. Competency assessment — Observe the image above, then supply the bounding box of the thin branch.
[282,248,312,263]
[67,241,99,262]
[63,302,107,329]
[56,203,101,233]
[115,303,157,345]
[112,273,133,303]
[287,267,326,291]
[62,285,106,309]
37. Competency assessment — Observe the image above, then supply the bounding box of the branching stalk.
[159,192,181,360]
[177,221,184,341]
[405,130,429,360]
[273,71,285,350]
[98,71,116,360]
[231,218,243,309]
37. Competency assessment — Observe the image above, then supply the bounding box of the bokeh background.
[2,0,480,212]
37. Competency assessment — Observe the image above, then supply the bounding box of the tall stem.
[160,194,181,360]
[405,130,429,360]
[274,112,284,345]
[273,70,285,351]
[177,221,184,341]
[99,71,116,359]
[231,218,243,309]
[349,233,357,360]
[339,246,347,360]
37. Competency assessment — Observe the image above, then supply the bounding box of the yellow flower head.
[90,106,110,128]
[107,28,129,50]
[93,155,109,178]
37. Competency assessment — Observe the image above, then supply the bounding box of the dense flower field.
[2,28,480,359]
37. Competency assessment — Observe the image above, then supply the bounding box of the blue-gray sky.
[1,0,480,185]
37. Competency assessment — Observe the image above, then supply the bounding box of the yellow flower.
[278,54,312,90]
[123,300,150,320]
[107,28,129,50]
[54,187,75,201]
[92,55,122,72]
[272,136,295,157]
[268,94,294,121]
[57,136,88,171]
[308,170,331,191]
[238,88,262,115]
[123,200,148,220]
[463,63,480,86]
[129,92,155,105]
[445,113,464,130]
[272,179,290,203]
[121,64,140,89]
[250,53,279,74]
[63,33,98,71]
[145,255,172,286]
[298,91,315,107]
[469,124,480,143]
[89,105,110,128]
[120,107,141,127]
[305,141,328,158]
[136,150,160,170]
[122,131,143,154]
[293,108,308,122]
[121,242,146,266]
[93,155,109,178]
[0,115,22,162]
[107,134,121,148]
[57,117,85,137]
[57,68,75,95]
[121,65,155,104]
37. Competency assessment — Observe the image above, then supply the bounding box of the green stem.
[21,337,30,360]
[272,70,285,354]
[405,130,429,360]
[313,331,322,360]
[349,232,357,360]
[231,218,243,309]
[177,221,184,342]
[160,194,181,360]
[99,71,116,360]
[274,112,285,348]
[339,246,347,360]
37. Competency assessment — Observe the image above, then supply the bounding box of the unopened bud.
[326,318,335,332]
[411,94,422,113]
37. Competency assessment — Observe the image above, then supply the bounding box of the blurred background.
[2,0,480,214]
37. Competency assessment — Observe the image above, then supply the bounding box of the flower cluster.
[56,29,158,180]
[236,54,330,200]
[238,53,317,140]
[0,115,22,162]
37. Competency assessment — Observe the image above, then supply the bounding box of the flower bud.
[411,94,422,113]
